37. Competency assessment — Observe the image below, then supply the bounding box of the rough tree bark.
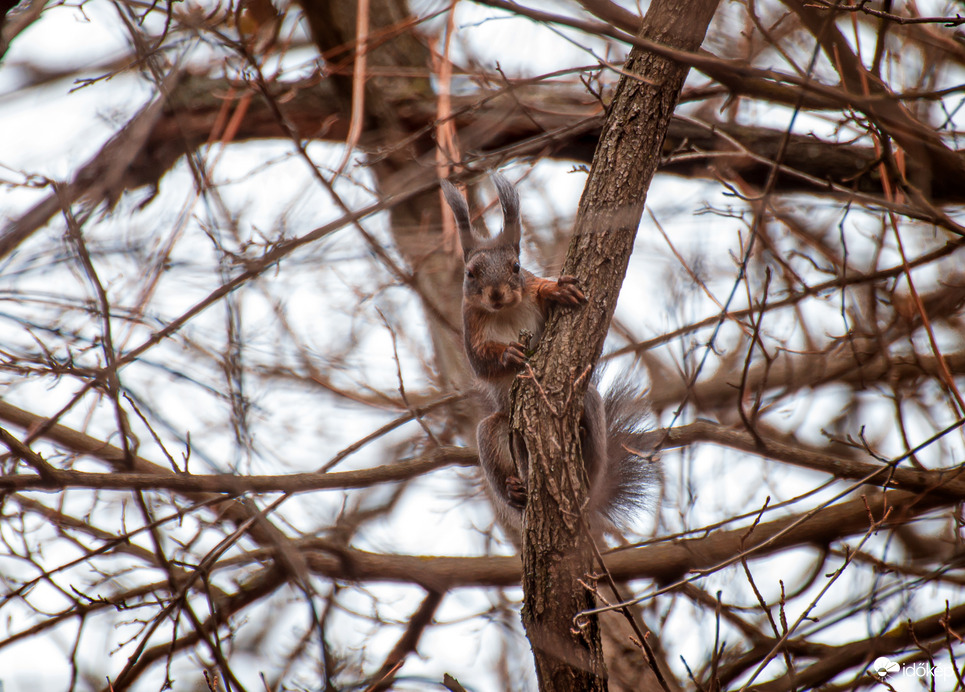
[510,0,720,689]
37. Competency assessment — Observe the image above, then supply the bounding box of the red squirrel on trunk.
[441,173,656,544]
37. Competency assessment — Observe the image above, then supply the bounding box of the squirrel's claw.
[501,342,528,367]
[551,276,587,306]
[505,475,527,508]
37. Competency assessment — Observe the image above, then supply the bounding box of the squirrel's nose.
[488,287,508,308]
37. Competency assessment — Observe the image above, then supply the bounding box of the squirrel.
[441,172,656,543]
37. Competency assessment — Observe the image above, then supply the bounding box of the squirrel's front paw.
[500,342,528,367]
[549,276,587,306]
[505,475,527,508]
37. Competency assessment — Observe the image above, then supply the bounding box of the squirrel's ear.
[441,179,476,261]
[492,172,521,254]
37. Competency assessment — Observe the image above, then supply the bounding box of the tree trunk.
[513,0,720,688]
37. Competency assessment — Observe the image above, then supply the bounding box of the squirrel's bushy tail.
[593,380,662,528]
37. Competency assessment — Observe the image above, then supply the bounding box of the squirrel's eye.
[466,268,474,279]
[512,261,520,273]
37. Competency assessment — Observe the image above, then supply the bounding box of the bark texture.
[511,0,721,688]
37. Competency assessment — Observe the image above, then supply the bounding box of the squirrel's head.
[441,173,525,313]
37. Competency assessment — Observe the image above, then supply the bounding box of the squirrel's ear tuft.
[492,172,521,254]
[441,179,476,262]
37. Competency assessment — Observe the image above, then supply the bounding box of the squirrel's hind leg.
[477,411,525,543]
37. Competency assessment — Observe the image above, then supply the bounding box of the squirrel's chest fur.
[465,297,545,403]
[481,298,545,346]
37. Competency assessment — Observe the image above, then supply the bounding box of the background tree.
[1,0,964,690]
